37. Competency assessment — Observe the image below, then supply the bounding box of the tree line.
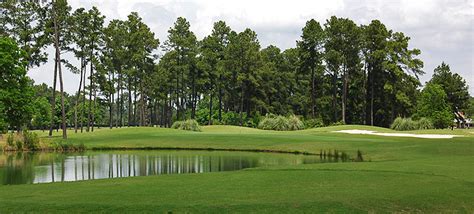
[0,0,470,139]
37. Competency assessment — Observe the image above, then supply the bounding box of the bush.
[391,117,434,131]
[304,118,324,129]
[171,119,201,132]
[431,110,452,129]
[171,121,183,129]
[23,130,39,150]
[330,120,345,126]
[415,83,453,129]
[257,114,304,131]
[15,140,23,151]
[6,133,14,147]
[416,117,434,130]
[390,117,417,131]
[287,115,305,131]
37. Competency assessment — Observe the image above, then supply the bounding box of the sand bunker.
[333,129,461,139]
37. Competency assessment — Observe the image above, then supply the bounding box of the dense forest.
[0,0,471,139]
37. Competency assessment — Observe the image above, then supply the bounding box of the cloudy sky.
[29,0,474,94]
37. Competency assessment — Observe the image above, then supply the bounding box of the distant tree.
[32,97,52,131]
[164,17,197,121]
[68,7,90,133]
[45,0,71,139]
[0,0,48,69]
[103,19,128,127]
[297,19,325,119]
[198,21,231,124]
[466,97,474,118]
[415,83,452,129]
[225,28,262,126]
[324,16,362,123]
[85,7,104,132]
[362,20,390,126]
[429,62,470,112]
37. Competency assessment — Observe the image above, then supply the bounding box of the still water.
[0,150,335,185]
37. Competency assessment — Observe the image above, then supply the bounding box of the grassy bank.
[0,125,473,212]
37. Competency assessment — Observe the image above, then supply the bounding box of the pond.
[0,150,342,185]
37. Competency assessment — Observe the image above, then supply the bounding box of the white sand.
[333,129,461,139]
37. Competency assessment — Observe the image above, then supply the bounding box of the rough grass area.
[0,125,473,212]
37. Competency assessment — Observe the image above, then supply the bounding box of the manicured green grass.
[1,125,473,212]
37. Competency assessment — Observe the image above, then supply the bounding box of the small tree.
[32,97,52,131]
[415,83,452,129]
[0,37,34,132]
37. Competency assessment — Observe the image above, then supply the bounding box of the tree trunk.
[128,78,132,127]
[87,50,93,132]
[175,74,180,121]
[218,75,222,122]
[168,88,173,127]
[48,51,58,137]
[311,66,316,118]
[120,79,123,127]
[239,83,244,127]
[81,60,87,133]
[342,65,347,124]
[370,75,374,126]
[92,76,96,132]
[133,80,137,126]
[74,58,84,133]
[332,70,337,122]
[209,86,213,125]
[140,81,145,126]
[53,8,67,139]
[191,69,196,119]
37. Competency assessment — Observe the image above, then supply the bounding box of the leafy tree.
[0,0,48,69]
[0,37,34,131]
[324,16,362,123]
[103,19,128,127]
[198,21,231,124]
[429,62,470,112]
[362,20,390,126]
[297,19,325,119]
[415,83,452,129]
[466,97,474,118]
[225,28,262,126]
[164,17,197,121]
[32,97,52,131]
[45,0,71,139]
[126,12,158,126]
[85,6,104,132]
[0,102,6,133]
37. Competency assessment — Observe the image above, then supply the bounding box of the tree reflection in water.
[0,150,347,185]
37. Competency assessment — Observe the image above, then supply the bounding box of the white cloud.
[29,0,473,95]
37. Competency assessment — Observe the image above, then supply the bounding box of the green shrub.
[171,121,183,129]
[171,119,201,132]
[391,117,418,131]
[391,117,434,131]
[304,118,324,129]
[390,117,406,130]
[287,115,305,131]
[23,130,39,150]
[6,133,14,147]
[330,120,346,126]
[15,140,23,151]
[430,110,452,129]
[257,114,304,131]
[416,117,434,130]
